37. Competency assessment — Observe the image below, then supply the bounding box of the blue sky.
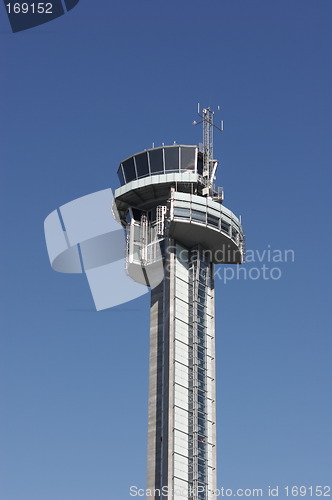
[1,1,331,499]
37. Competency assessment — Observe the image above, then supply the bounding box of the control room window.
[122,157,136,183]
[149,148,164,174]
[135,152,149,178]
[180,147,196,171]
[164,147,180,171]
[197,152,204,175]
[192,210,206,223]
[117,166,125,185]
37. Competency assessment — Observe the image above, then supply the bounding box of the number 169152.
[6,3,53,14]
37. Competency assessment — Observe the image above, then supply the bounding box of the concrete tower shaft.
[114,144,244,500]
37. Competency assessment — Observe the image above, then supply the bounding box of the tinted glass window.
[221,220,230,233]
[197,294,205,305]
[198,389,205,399]
[198,438,206,449]
[149,148,164,173]
[148,208,157,222]
[197,152,204,175]
[192,210,206,222]
[135,152,149,178]
[198,402,205,412]
[197,336,205,346]
[181,147,196,171]
[198,315,206,325]
[197,418,205,427]
[197,349,205,360]
[198,464,205,474]
[117,166,125,185]
[197,431,205,443]
[208,214,219,228]
[197,307,205,319]
[133,225,140,241]
[174,207,190,218]
[133,244,140,261]
[122,157,136,183]
[132,208,142,221]
[197,325,205,336]
[164,147,179,171]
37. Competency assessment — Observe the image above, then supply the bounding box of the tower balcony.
[169,191,244,264]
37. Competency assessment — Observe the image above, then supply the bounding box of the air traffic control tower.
[114,108,245,500]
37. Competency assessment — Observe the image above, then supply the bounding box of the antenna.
[193,104,224,195]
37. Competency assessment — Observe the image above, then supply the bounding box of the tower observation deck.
[114,113,245,500]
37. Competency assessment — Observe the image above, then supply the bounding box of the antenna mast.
[194,104,224,196]
[202,106,214,180]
